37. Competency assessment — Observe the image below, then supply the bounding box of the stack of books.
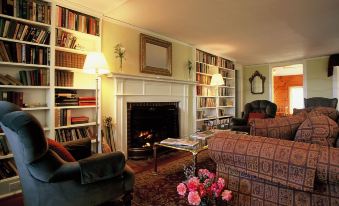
[71,116,89,124]
[55,89,78,106]
[78,96,96,106]
[160,138,199,149]
[0,74,22,85]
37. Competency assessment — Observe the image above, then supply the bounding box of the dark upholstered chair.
[0,101,134,206]
[231,100,277,133]
[304,97,338,108]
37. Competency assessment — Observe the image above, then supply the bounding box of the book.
[160,138,199,148]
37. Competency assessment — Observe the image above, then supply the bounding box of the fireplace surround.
[108,73,195,157]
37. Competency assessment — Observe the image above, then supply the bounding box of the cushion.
[47,139,76,162]
[249,114,306,140]
[293,107,339,121]
[293,108,313,115]
[295,115,338,147]
[248,112,266,122]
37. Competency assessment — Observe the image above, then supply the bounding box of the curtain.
[328,54,339,77]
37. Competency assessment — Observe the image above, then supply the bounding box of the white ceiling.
[67,0,339,65]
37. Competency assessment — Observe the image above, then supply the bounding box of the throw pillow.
[47,139,76,162]
[248,112,266,123]
[293,108,313,116]
[312,107,339,121]
[249,114,306,140]
[295,115,338,147]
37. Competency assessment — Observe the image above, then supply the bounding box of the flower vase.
[119,57,123,72]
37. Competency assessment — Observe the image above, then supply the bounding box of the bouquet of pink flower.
[177,168,232,206]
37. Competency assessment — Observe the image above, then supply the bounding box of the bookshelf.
[0,0,102,198]
[195,49,236,131]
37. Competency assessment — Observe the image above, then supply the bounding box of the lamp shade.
[210,73,224,86]
[83,52,110,75]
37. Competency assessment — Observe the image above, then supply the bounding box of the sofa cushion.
[48,139,76,162]
[295,115,338,147]
[293,107,339,121]
[249,114,306,140]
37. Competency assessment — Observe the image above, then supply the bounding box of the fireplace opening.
[127,102,179,159]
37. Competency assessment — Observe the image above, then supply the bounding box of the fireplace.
[127,102,179,159]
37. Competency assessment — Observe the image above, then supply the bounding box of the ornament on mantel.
[114,43,126,72]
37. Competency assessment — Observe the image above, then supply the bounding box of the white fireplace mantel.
[108,72,196,156]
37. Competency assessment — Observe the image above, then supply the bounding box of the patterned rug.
[132,150,215,206]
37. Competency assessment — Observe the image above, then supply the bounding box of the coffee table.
[153,139,208,175]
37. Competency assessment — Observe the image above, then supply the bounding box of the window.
[289,86,304,114]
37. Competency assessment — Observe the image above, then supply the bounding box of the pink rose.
[198,184,206,197]
[198,169,210,177]
[177,183,187,196]
[222,190,233,201]
[188,191,201,205]
[217,177,225,188]
[187,177,200,192]
[208,172,215,179]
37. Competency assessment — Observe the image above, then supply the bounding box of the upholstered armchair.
[304,97,338,108]
[231,100,277,133]
[0,101,134,206]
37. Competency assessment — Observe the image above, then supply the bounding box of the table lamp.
[83,52,110,153]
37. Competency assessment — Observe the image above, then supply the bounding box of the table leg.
[152,144,158,175]
[193,153,197,175]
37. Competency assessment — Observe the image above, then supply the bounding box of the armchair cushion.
[231,117,247,126]
[248,112,266,122]
[62,137,92,160]
[48,139,76,162]
[79,151,125,184]
[295,115,338,147]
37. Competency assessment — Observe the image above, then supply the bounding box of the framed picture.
[140,33,172,76]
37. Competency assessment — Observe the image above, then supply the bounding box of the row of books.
[0,41,49,65]
[16,0,51,24]
[196,74,211,85]
[56,6,99,36]
[219,70,232,78]
[196,62,214,74]
[0,0,14,16]
[55,108,90,127]
[0,136,10,156]
[19,68,49,86]
[0,159,18,180]
[0,18,50,44]
[219,58,234,70]
[56,28,77,49]
[0,73,22,85]
[55,127,93,142]
[196,50,217,66]
[219,99,234,107]
[198,97,216,108]
[0,91,23,107]
[55,70,73,87]
[55,50,85,69]
[219,87,233,96]
[196,86,215,96]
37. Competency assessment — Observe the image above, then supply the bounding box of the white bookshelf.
[195,49,236,131]
[0,0,103,198]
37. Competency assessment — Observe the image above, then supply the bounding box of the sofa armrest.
[78,151,125,184]
[62,137,92,160]
[231,117,247,126]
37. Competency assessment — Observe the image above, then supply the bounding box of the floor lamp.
[210,73,225,129]
[83,52,110,153]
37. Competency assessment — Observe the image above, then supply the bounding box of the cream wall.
[100,20,195,130]
[242,56,332,110]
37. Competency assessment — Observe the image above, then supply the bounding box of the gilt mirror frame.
[249,70,265,94]
[140,33,172,76]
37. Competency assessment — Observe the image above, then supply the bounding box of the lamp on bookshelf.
[83,52,110,153]
[210,73,224,86]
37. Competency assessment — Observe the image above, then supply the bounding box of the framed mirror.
[140,33,172,76]
[249,70,265,94]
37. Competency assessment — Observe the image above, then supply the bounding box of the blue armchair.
[0,101,134,206]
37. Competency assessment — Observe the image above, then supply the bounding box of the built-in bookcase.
[0,0,102,198]
[195,49,236,131]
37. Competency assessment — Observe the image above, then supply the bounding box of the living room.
[0,0,338,206]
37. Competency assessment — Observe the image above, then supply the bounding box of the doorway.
[272,64,304,116]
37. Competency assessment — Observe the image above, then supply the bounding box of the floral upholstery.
[249,114,306,140]
[208,133,339,206]
[295,115,338,147]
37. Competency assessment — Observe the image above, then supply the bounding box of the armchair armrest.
[78,151,125,184]
[62,137,92,160]
[231,117,247,126]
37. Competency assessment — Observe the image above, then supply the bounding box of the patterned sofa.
[208,107,339,206]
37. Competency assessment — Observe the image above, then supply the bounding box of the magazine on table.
[160,138,199,148]
[190,130,214,140]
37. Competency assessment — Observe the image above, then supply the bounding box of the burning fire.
[138,130,153,139]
